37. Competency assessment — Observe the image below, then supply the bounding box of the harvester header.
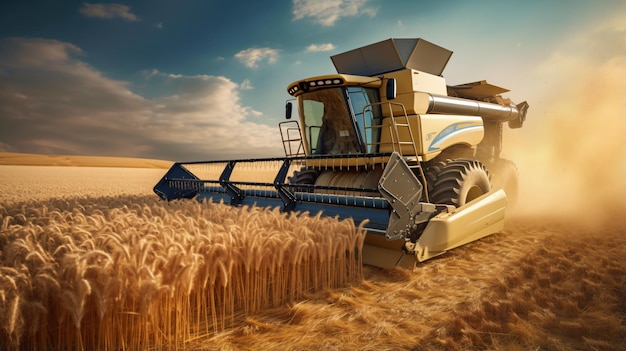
[155,37,528,268]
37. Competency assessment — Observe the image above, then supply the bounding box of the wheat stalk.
[0,195,365,349]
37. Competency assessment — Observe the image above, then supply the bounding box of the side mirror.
[285,101,293,120]
[386,78,397,100]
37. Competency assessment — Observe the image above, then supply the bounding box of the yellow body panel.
[419,115,483,155]
[414,189,507,262]
[363,189,507,268]
[379,69,445,117]
[378,115,423,155]
[379,114,483,159]
[381,91,431,116]
[382,69,447,98]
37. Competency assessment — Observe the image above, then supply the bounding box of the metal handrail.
[279,121,305,157]
[361,101,419,158]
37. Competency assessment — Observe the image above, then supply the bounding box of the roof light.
[288,85,300,95]
[297,78,344,91]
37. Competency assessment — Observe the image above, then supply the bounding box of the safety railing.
[361,102,419,159]
[279,120,305,157]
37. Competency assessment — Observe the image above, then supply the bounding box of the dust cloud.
[502,16,626,226]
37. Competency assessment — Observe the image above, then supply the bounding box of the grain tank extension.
[154,38,528,268]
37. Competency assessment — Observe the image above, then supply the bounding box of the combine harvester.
[155,38,528,268]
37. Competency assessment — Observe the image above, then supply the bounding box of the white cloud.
[80,3,139,21]
[156,22,163,29]
[0,38,84,67]
[240,79,254,90]
[0,38,282,160]
[305,43,336,52]
[292,0,377,26]
[234,47,280,68]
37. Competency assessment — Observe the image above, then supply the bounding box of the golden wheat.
[2,164,625,350]
[0,195,364,350]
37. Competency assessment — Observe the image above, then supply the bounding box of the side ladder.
[362,102,430,202]
[361,102,419,158]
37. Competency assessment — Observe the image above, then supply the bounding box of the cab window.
[347,87,382,153]
[298,88,360,155]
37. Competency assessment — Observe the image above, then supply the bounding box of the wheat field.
[0,162,625,350]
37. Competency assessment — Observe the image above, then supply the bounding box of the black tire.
[288,168,319,192]
[423,160,446,201]
[490,159,519,207]
[427,159,491,207]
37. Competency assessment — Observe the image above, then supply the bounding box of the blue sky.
[0,0,624,161]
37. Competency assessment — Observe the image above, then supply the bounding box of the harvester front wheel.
[288,168,319,192]
[428,159,491,207]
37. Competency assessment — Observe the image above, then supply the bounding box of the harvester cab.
[154,38,528,268]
